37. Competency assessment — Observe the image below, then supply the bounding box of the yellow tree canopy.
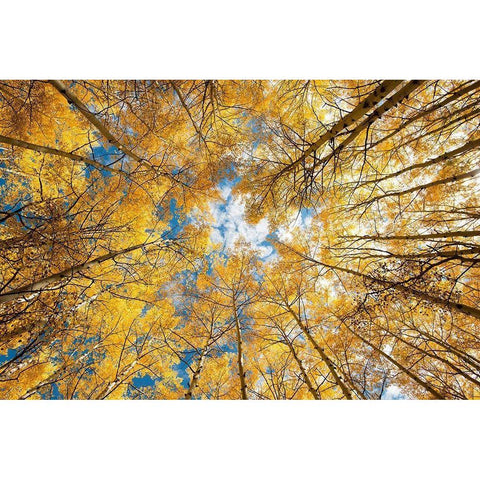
[1,80,480,399]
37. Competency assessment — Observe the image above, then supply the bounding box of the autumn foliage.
[1,80,479,399]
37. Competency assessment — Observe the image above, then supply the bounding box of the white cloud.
[218,184,232,200]
[382,385,406,400]
[209,186,316,262]
[209,189,272,258]
[210,227,224,245]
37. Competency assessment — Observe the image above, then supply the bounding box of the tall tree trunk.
[284,245,480,321]
[361,166,480,206]
[370,321,480,389]
[0,240,162,304]
[49,80,146,164]
[19,341,102,400]
[340,320,446,399]
[0,133,125,176]
[286,305,354,399]
[362,137,480,186]
[169,81,207,147]
[392,105,480,152]
[344,230,480,242]
[314,81,424,171]
[276,80,403,177]
[370,81,480,149]
[94,360,139,399]
[280,329,320,399]
[233,298,248,400]
[342,247,480,263]
[413,328,480,372]
[185,344,210,400]
[49,80,180,184]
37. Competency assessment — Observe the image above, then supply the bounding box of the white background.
[1,1,479,478]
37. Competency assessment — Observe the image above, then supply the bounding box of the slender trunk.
[391,105,480,152]
[276,81,402,177]
[49,80,145,165]
[185,344,210,399]
[370,81,480,149]
[0,240,160,304]
[341,321,445,399]
[362,166,480,206]
[49,81,186,187]
[20,341,102,399]
[169,81,207,146]
[315,81,424,170]
[371,322,480,389]
[233,298,248,400]
[343,247,480,261]
[0,355,38,381]
[361,137,480,186]
[0,133,125,176]
[394,320,480,372]
[281,331,320,399]
[94,360,139,399]
[286,305,353,399]
[287,246,480,321]
[344,230,480,241]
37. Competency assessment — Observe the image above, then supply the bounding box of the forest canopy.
[1,79,479,399]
